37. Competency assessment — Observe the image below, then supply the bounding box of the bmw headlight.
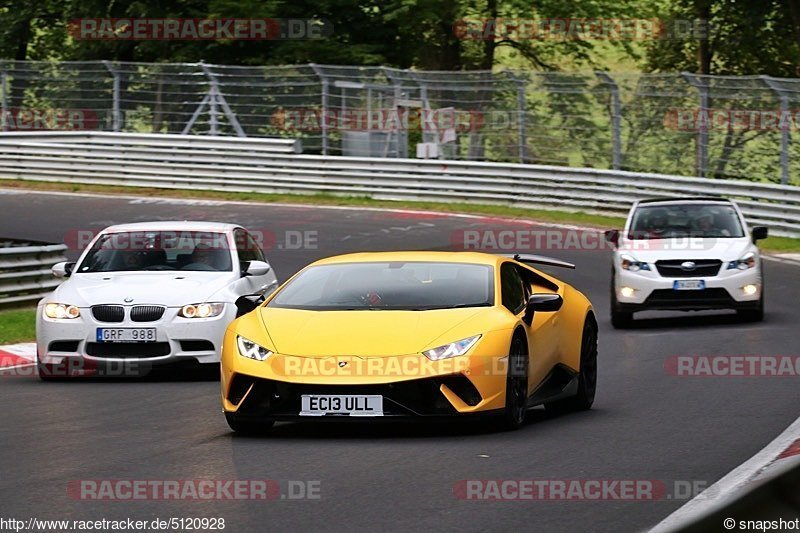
[179,302,225,318]
[236,336,272,361]
[423,335,481,361]
[620,253,650,272]
[727,252,756,270]
[44,303,81,319]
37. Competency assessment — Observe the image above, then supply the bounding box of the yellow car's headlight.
[44,303,81,319]
[179,302,225,318]
[423,335,481,361]
[237,336,273,361]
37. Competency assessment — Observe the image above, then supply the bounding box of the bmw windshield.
[269,261,494,310]
[628,203,745,240]
[77,231,233,273]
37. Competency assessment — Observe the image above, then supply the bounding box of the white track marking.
[0,343,36,361]
[0,362,35,372]
[650,415,800,532]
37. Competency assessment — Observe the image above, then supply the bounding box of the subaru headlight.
[727,252,756,270]
[236,336,272,361]
[423,335,481,361]
[179,302,225,318]
[620,253,650,272]
[44,303,81,319]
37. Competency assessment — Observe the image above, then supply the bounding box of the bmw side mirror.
[52,261,75,278]
[604,229,620,248]
[522,293,563,325]
[241,260,271,277]
[235,294,265,318]
[752,226,768,243]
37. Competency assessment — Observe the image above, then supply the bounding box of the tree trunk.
[695,0,712,74]
[9,16,32,109]
[481,0,498,70]
[785,0,800,76]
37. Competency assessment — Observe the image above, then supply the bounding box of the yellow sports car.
[221,251,597,433]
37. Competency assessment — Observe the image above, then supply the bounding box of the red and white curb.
[650,415,800,532]
[0,343,37,371]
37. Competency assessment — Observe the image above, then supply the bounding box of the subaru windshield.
[628,203,745,240]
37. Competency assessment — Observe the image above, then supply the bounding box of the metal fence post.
[504,71,527,163]
[383,68,407,158]
[682,72,710,177]
[102,61,122,131]
[763,76,791,185]
[310,64,329,155]
[200,62,219,135]
[0,66,7,131]
[595,71,622,170]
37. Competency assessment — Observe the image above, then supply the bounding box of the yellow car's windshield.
[269,261,494,310]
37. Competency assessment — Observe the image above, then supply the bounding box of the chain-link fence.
[1,61,798,185]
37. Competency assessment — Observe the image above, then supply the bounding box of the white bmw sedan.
[36,221,278,378]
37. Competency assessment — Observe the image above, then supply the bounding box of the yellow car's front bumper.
[221,325,515,419]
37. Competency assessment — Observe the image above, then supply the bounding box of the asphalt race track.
[1,189,798,532]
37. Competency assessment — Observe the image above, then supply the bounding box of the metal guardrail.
[0,131,302,153]
[0,133,797,237]
[2,61,800,185]
[0,240,67,308]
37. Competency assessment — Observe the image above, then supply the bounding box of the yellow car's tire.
[498,333,529,430]
[545,317,598,413]
[225,413,275,435]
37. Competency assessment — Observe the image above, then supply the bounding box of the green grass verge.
[0,307,36,344]
[1,179,799,253]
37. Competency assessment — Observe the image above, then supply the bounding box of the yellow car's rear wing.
[506,253,576,270]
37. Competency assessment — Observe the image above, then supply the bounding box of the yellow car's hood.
[258,306,487,357]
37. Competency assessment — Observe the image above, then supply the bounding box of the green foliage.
[0,308,36,343]
[644,0,800,76]
[2,0,798,76]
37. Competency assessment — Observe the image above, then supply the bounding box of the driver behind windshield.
[182,242,229,271]
[645,208,669,238]
[693,213,731,237]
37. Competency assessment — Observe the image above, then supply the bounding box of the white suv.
[605,198,768,328]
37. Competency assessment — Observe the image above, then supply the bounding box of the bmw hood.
[50,272,237,307]
[257,307,486,357]
[618,236,753,263]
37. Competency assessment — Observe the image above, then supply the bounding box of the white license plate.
[96,328,157,343]
[300,395,383,417]
[673,280,705,291]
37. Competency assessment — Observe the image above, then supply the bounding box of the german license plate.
[673,280,705,291]
[96,328,156,343]
[300,395,383,417]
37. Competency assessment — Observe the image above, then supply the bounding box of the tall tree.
[645,0,800,76]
